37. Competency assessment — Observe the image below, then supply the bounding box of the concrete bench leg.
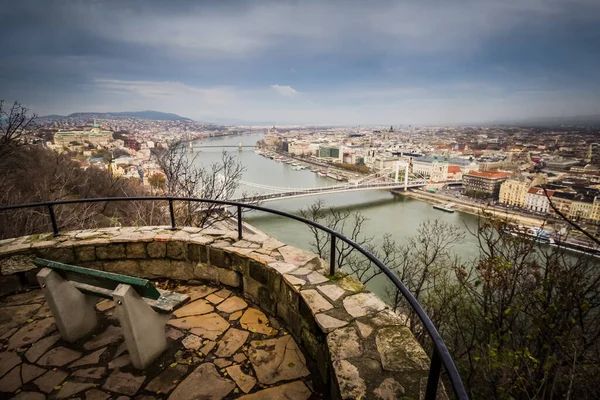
[36,268,98,342]
[113,284,169,369]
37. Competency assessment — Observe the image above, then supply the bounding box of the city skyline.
[2,0,600,125]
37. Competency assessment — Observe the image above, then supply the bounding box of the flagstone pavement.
[0,283,320,399]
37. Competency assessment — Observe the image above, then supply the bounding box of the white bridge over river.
[235,162,428,202]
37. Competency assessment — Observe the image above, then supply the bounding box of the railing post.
[168,199,176,230]
[47,204,59,237]
[237,205,243,240]
[425,348,442,400]
[329,234,336,276]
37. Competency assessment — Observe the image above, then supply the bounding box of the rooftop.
[55,130,113,137]
[528,187,554,196]
[466,171,511,179]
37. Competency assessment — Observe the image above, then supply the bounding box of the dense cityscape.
[2,0,600,399]
[28,112,600,241]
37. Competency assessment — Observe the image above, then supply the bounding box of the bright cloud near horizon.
[1,0,599,125]
[271,85,298,98]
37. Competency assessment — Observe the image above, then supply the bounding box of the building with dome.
[53,120,113,148]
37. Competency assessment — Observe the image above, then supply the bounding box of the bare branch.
[0,100,37,161]
[542,187,600,246]
[157,143,252,228]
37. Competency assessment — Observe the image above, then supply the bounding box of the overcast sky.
[1,0,599,125]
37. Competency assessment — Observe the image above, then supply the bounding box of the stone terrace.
[0,226,435,399]
[0,283,316,399]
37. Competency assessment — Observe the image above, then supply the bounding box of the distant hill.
[43,110,192,122]
[42,115,68,120]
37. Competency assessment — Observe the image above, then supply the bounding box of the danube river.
[191,133,482,295]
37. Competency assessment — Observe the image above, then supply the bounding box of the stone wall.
[0,226,436,399]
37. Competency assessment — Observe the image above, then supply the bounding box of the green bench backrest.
[34,258,161,300]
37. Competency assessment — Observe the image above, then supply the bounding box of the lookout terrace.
[0,224,450,399]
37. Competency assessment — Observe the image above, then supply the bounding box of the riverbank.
[272,151,366,181]
[396,189,553,228]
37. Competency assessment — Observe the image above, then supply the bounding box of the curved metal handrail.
[0,196,468,399]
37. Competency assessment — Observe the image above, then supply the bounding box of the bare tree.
[148,173,166,193]
[358,210,600,399]
[542,187,600,246]
[0,145,167,238]
[385,220,465,337]
[0,101,37,161]
[300,201,465,294]
[299,199,382,283]
[449,215,600,399]
[157,141,254,228]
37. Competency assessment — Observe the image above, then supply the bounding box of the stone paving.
[0,283,318,399]
[1,225,440,399]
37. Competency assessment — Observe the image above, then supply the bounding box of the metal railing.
[0,196,468,399]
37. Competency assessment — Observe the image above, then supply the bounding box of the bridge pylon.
[393,162,410,190]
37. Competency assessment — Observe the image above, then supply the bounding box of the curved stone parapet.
[0,226,436,399]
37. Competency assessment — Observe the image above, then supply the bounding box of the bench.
[34,258,190,369]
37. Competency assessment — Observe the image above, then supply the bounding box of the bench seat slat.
[150,289,191,313]
[72,282,190,313]
[72,281,115,299]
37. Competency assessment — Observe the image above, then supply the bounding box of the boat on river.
[552,235,600,257]
[433,203,455,213]
[501,224,600,257]
[502,225,554,244]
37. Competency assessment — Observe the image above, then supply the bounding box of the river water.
[191,133,483,297]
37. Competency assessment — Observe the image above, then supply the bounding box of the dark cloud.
[0,0,599,123]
